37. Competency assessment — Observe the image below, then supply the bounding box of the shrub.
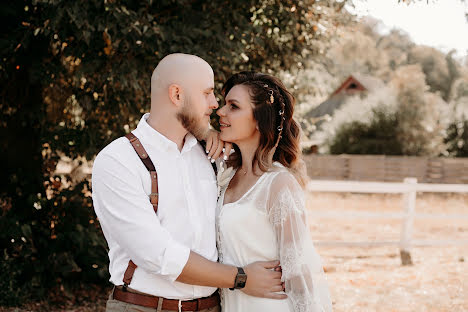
[445,118,468,157]
[329,108,403,155]
[0,180,108,305]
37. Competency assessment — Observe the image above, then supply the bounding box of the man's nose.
[209,94,219,109]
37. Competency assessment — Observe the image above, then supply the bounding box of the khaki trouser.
[106,290,221,312]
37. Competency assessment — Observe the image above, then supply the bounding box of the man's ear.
[168,84,183,107]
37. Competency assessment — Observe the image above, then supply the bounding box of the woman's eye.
[230,104,238,109]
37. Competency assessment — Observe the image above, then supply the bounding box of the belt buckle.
[178,299,182,312]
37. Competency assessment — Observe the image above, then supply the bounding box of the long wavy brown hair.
[222,71,307,187]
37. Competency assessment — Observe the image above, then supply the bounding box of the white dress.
[216,162,332,312]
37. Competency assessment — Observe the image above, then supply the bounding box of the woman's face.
[217,84,258,144]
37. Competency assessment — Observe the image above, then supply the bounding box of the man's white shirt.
[92,113,218,300]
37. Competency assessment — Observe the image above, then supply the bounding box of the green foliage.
[329,108,404,155]
[2,0,339,162]
[407,46,455,101]
[390,65,447,156]
[0,181,108,305]
[0,0,351,304]
[445,118,468,157]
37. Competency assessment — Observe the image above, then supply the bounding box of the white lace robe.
[216,162,332,312]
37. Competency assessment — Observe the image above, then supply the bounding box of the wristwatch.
[229,267,247,290]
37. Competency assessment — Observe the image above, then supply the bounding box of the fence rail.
[306,178,468,265]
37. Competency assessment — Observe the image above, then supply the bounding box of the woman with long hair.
[215,71,332,312]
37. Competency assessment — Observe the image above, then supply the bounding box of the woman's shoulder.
[265,163,305,213]
[267,162,301,189]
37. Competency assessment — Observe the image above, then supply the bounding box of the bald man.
[92,54,285,312]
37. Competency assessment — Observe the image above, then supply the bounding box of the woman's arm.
[268,172,333,312]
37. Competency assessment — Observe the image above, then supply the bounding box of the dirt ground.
[308,192,468,312]
[2,193,467,312]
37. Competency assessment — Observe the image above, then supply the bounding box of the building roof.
[305,73,384,120]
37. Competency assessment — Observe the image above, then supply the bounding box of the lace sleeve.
[268,172,332,312]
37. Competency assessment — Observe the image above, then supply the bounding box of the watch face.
[237,274,247,288]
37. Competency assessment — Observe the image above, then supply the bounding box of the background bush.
[0,180,108,305]
[445,118,468,157]
[329,108,403,155]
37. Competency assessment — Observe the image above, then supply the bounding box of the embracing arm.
[178,252,286,299]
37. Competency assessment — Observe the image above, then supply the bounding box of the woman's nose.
[217,105,226,116]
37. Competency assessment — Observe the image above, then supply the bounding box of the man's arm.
[178,252,287,299]
[92,151,285,298]
[92,151,190,281]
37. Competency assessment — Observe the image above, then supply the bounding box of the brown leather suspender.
[122,133,159,291]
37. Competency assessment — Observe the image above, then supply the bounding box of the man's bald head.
[151,53,213,101]
[147,53,218,141]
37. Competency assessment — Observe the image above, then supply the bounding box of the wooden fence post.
[400,177,417,265]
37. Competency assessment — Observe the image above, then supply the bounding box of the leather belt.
[112,287,220,311]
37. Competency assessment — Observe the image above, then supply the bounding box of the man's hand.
[241,261,287,299]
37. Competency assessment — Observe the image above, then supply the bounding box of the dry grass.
[3,193,466,312]
[307,192,468,312]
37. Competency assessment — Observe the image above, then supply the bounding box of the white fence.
[306,178,468,265]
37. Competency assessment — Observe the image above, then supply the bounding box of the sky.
[348,0,468,57]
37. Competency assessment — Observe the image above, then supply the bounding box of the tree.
[0,0,352,303]
[375,29,414,73]
[390,64,448,156]
[326,23,389,79]
[407,46,453,101]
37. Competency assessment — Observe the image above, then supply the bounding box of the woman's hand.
[205,129,233,162]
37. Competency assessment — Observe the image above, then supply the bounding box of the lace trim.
[269,187,305,226]
[216,167,236,264]
[281,245,306,277]
[289,293,325,312]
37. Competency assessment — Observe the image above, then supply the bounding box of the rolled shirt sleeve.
[92,152,190,282]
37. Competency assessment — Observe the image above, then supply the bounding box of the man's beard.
[176,98,209,141]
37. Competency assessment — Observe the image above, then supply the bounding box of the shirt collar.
[134,113,199,154]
